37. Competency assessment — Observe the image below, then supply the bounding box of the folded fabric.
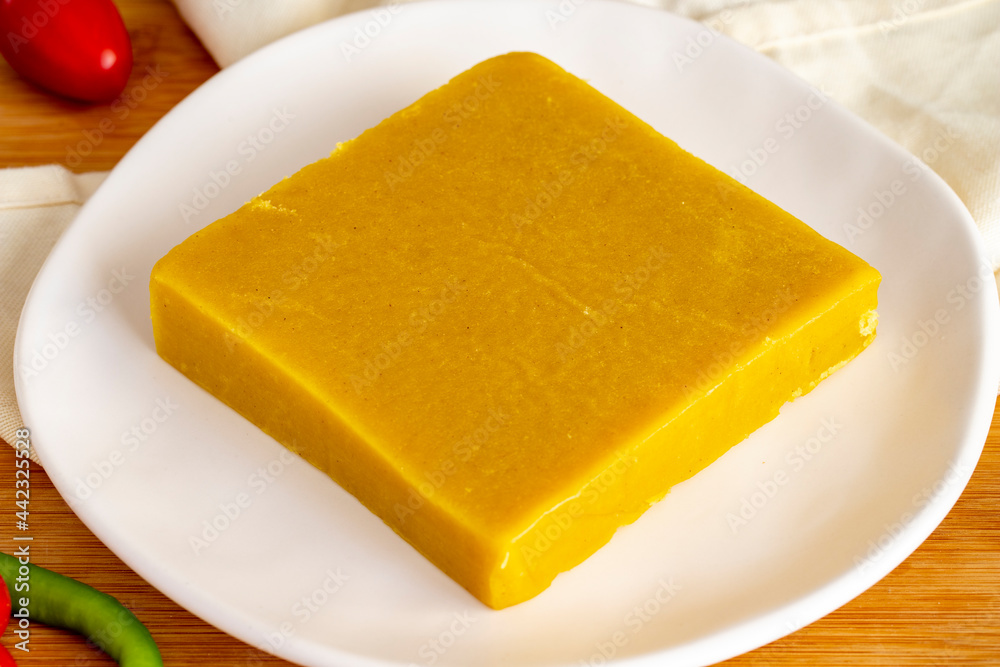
[706,0,1000,267]
[171,0,385,68]
[0,166,107,462]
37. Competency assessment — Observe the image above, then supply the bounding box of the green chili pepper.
[0,552,162,667]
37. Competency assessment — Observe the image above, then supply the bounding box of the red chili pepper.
[0,571,9,633]
[0,0,133,102]
[0,572,14,666]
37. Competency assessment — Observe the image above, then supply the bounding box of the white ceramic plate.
[15,1,1000,665]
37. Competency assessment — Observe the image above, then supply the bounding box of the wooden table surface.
[0,1,998,664]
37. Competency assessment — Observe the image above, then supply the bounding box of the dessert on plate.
[150,52,880,609]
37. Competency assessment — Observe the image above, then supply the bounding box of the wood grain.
[0,0,219,172]
[1,0,998,664]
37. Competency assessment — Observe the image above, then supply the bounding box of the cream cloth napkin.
[0,167,106,462]
[2,0,999,461]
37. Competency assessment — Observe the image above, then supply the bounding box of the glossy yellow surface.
[150,52,880,609]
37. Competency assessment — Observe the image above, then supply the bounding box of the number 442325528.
[14,429,31,530]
